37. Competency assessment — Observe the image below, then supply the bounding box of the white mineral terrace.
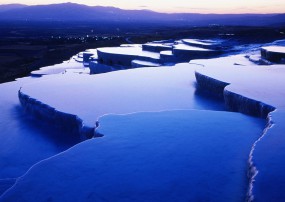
[182,39,215,46]
[160,50,173,55]
[85,49,98,58]
[174,43,213,51]
[131,59,160,67]
[19,63,206,129]
[97,47,160,59]
[143,43,172,48]
[2,39,285,201]
[261,46,285,53]
[120,44,142,48]
[31,56,84,76]
[193,55,285,110]
[0,110,263,202]
[191,54,285,200]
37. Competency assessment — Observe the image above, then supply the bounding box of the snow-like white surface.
[20,63,225,129]
[193,55,285,110]
[131,59,160,67]
[2,39,285,201]
[120,44,142,48]
[174,44,213,51]
[0,54,95,184]
[77,52,84,58]
[160,50,173,56]
[89,61,117,74]
[253,110,285,201]
[0,77,79,180]
[262,46,285,54]
[143,43,172,48]
[159,50,177,63]
[191,54,285,200]
[31,57,84,76]
[97,47,160,59]
[85,49,98,55]
[182,39,214,46]
[0,110,264,202]
[192,54,254,67]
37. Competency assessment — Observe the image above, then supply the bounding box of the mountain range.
[0,3,284,26]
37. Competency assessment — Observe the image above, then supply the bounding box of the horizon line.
[0,2,284,15]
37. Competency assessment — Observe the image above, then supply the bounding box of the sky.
[0,0,285,14]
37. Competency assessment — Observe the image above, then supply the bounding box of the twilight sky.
[1,0,285,14]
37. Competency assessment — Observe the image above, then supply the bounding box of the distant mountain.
[0,3,284,26]
[0,4,27,12]
[0,3,158,21]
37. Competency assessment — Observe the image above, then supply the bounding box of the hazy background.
[0,0,284,14]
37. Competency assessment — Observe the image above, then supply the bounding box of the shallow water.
[0,61,265,198]
[0,78,80,181]
[0,110,266,201]
[0,71,225,181]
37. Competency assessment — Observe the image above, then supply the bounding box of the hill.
[0,4,27,12]
[0,3,284,26]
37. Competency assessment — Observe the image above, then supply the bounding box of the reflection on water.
[193,81,226,111]
[0,77,225,184]
[0,79,80,182]
[13,104,81,150]
[0,71,257,196]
